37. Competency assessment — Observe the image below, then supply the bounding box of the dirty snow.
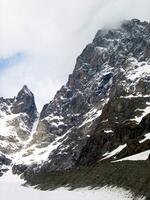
[14,128,71,165]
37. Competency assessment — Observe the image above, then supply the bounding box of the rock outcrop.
[0,153,11,176]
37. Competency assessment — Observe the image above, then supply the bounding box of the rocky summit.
[0,85,38,172]
[0,19,150,182]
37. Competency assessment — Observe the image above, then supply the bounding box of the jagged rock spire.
[11,85,37,119]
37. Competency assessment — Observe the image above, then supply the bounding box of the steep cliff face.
[12,19,150,176]
[11,85,37,119]
[0,85,38,155]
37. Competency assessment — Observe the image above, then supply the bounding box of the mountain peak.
[24,18,150,172]
[19,85,33,97]
[11,85,37,118]
[2,19,150,192]
[22,84,29,90]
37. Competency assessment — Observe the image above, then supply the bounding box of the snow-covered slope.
[0,170,144,200]
[0,85,38,171]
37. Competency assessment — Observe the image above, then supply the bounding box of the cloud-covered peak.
[0,0,150,110]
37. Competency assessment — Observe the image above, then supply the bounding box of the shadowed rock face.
[12,19,150,177]
[0,153,11,176]
[11,85,37,120]
[0,154,11,166]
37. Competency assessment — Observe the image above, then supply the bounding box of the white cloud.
[0,0,150,110]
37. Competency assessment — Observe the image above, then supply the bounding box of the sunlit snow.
[0,170,144,200]
[116,149,150,162]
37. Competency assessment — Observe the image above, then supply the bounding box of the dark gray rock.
[0,154,11,166]
[11,85,37,120]
[0,154,11,177]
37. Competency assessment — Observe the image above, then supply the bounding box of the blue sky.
[0,53,25,71]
